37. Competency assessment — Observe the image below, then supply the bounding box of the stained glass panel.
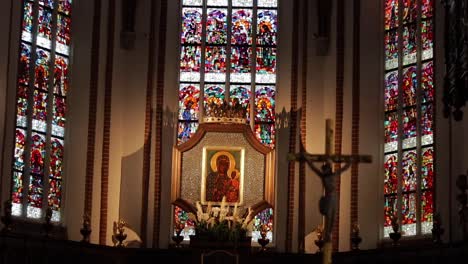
[27,173,44,217]
[12,171,24,205]
[385,71,398,111]
[56,14,72,55]
[179,84,200,121]
[182,8,203,44]
[204,85,225,112]
[385,30,398,70]
[422,61,434,103]
[233,0,253,7]
[402,107,417,149]
[402,66,417,107]
[183,0,203,6]
[384,112,398,152]
[421,190,433,225]
[22,2,34,42]
[421,104,433,146]
[231,46,251,75]
[402,0,417,24]
[258,0,277,7]
[401,193,417,236]
[403,25,417,65]
[52,96,66,137]
[173,206,195,239]
[422,0,434,18]
[402,150,417,192]
[19,43,31,86]
[14,129,26,171]
[177,122,199,144]
[30,133,46,175]
[54,55,69,96]
[49,138,64,180]
[385,0,398,30]
[205,46,227,82]
[257,10,277,46]
[230,85,251,119]
[256,47,276,83]
[207,0,228,6]
[422,20,433,60]
[384,153,398,195]
[180,46,201,82]
[16,85,29,127]
[384,195,397,237]
[58,0,72,15]
[255,123,275,148]
[252,208,274,241]
[255,86,275,122]
[206,9,227,44]
[32,90,48,133]
[35,48,51,91]
[37,7,53,49]
[232,9,252,45]
[39,0,54,8]
[421,147,434,190]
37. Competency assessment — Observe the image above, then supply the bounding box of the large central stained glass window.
[383,0,434,238]
[11,0,72,222]
[177,0,277,148]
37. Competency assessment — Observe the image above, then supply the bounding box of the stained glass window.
[252,207,274,241]
[11,0,72,222]
[177,0,278,146]
[383,0,434,238]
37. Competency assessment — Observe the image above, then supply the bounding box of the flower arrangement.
[188,196,254,243]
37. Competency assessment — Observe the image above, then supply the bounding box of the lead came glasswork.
[182,8,203,44]
[179,84,200,121]
[22,2,34,42]
[385,71,398,111]
[35,48,51,91]
[402,150,417,192]
[257,10,277,46]
[206,9,227,44]
[385,0,399,30]
[385,30,398,70]
[402,66,417,107]
[384,153,398,195]
[403,25,417,65]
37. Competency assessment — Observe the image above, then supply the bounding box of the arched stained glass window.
[383,0,434,238]
[11,0,72,222]
[177,0,277,148]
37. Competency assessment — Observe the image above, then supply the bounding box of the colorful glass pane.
[22,2,34,42]
[52,96,66,137]
[58,0,72,15]
[183,0,203,6]
[255,86,275,122]
[384,153,398,195]
[177,122,199,144]
[421,190,433,231]
[230,85,251,119]
[32,90,48,132]
[173,206,195,239]
[402,150,417,192]
[385,0,398,30]
[205,46,226,82]
[422,20,433,60]
[384,195,397,227]
[402,107,417,149]
[401,193,417,236]
[12,171,23,204]
[255,123,275,147]
[179,84,200,121]
[18,43,31,86]
[385,30,398,70]
[54,55,69,96]
[384,112,398,152]
[48,178,62,216]
[207,0,228,6]
[49,138,64,180]
[30,133,46,175]
[231,46,251,83]
[14,129,26,171]
[233,0,253,7]
[16,85,29,127]
[385,71,398,111]
[39,0,54,8]
[252,208,274,241]
[421,104,433,146]
[232,9,252,45]
[37,7,53,49]
[180,46,201,82]
[422,0,434,18]
[403,25,417,65]
[258,0,277,7]
[28,174,44,209]
[204,85,225,112]
[402,66,417,107]
[56,14,72,55]
[206,9,227,44]
[256,47,276,74]
[402,0,417,24]
[421,147,434,190]
[422,61,434,103]
[35,48,51,91]
[181,8,202,44]
[257,10,277,46]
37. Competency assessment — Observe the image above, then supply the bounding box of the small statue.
[350,222,362,251]
[389,215,401,246]
[80,212,92,243]
[314,224,325,253]
[1,200,13,234]
[257,224,270,252]
[112,219,128,247]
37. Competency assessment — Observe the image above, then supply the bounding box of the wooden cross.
[288,119,372,264]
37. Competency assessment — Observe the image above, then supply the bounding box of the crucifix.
[288,119,372,264]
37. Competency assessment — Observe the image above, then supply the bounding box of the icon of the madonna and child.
[201,147,245,205]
